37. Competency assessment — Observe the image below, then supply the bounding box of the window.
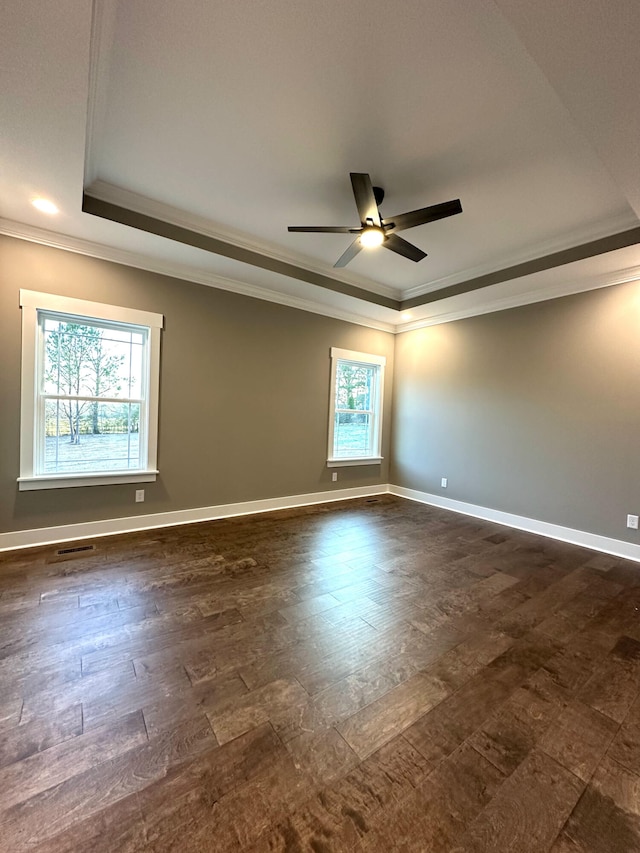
[19,290,162,490]
[327,347,385,466]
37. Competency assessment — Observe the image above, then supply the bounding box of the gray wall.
[0,236,394,534]
[391,282,640,543]
[3,233,638,546]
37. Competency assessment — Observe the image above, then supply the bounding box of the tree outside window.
[40,315,147,475]
[19,290,162,490]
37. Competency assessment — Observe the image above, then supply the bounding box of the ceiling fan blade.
[350,173,381,227]
[288,226,357,233]
[334,237,363,268]
[382,199,462,233]
[383,233,427,262]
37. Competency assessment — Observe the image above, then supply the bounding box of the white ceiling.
[2,0,640,331]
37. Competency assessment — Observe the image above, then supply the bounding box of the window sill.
[327,457,383,468]
[17,470,159,491]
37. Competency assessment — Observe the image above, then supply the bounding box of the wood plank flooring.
[0,495,639,851]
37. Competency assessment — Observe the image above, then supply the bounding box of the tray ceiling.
[2,0,640,329]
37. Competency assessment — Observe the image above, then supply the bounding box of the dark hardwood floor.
[1,495,640,851]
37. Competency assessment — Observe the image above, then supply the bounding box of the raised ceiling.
[2,0,640,331]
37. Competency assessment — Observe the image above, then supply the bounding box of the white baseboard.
[389,485,640,563]
[3,483,639,563]
[0,484,390,552]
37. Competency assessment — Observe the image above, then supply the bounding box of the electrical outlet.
[332,472,338,482]
[135,489,145,503]
[627,514,638,530]
[441,478,448,488]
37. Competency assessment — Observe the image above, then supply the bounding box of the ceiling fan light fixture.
[288,173,461,267]
[360,226,384,248]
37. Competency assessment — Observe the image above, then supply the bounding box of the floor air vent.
[55,544,96,556]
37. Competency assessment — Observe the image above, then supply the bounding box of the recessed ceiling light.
[32,198,59,215]
[401,312,413,321]
[359,227,384,248]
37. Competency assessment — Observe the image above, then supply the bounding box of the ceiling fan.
[288,172,462,268]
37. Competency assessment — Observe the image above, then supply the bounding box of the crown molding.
[83,182,640,315]
[85,181,401,302]
[6,216,639,337]
[82,193,402,310]
[0,219,397,333]
[396,262,640,332]
[401,210,640,300]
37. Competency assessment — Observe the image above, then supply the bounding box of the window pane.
[42,318,144,399]
[44,400,141,473]
[335,362,374,411]
[333,412,372,457]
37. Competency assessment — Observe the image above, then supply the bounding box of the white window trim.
[18,290,163,490]
[327,346,385,467]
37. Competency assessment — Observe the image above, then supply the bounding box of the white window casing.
[327,346,385,467]
[18,290,163,490]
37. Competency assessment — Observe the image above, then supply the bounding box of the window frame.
[18,290,163,490]
[327,347,386,467]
